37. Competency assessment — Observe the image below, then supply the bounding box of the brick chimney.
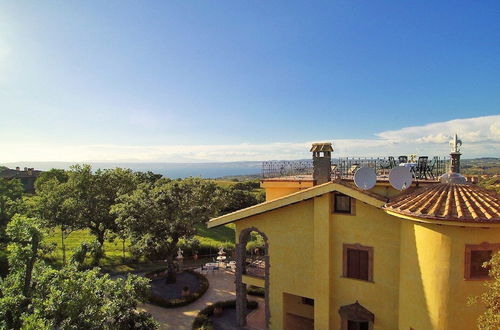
[310,142,333,185]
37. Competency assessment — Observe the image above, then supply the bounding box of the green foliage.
[148,269,209,308]
[34,168,68,192]
[469,251,500,330]
[112,177,223,282]
[0,214,158,329]
[247,285,265,297]
[67,165,138,261]
[0,178,24,241]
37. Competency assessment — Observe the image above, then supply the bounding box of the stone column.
[235,242,247,327]
[450,152,461,173]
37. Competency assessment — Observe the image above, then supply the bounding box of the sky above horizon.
[0,1,499,162]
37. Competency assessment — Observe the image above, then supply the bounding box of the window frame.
[342,243,374,282]
[332,192,356,215]
[464,242,500,280]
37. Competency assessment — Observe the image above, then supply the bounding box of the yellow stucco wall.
[236,199,315,330]
[331,201,401,330]
[234,189,499,330]
[261,180,315,201]
[399,222,500,330]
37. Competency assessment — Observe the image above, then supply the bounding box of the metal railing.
[261,160,313,178]
[244,255,266,278]
[261,157,449,180]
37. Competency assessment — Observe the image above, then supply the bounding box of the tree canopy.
[113,177,223,283]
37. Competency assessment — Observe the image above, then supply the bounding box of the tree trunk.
[165,238,179,284]
[61,225,66,265]
[165,255,176,284]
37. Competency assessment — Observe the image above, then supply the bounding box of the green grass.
[43,223,236,269]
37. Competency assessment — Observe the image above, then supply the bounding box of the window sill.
[341,276,374,284]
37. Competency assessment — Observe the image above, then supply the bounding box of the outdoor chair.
[398,156,408,164]
[426,157,437,179]
[415,156,429,179]
[348,164,360,175]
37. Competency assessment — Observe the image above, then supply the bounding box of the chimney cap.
[310,142,333,153]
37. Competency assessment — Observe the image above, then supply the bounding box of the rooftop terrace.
[262,156,449,181]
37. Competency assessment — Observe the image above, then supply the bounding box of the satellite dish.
[389,167,413,191]
[354,167,377,190]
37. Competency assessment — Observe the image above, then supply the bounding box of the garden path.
[139,270,236,329]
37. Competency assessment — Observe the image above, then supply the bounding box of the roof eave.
[207,181,386,228]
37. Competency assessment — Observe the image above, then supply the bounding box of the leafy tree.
[68,165,137,262]
[135,171,163,185]
[0,178,24,242]
[0,214,157,329]
[113,178,222,283]
[34,168,68,192]
[470,251,500,329]
[33,178,77,265]
[220,186,263,215]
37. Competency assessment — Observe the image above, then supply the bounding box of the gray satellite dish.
[354,167,377,190]
[389,167,413,191]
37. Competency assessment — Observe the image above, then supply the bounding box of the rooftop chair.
[398,156,408,164]
[348,164,360,176]
[415,156,429,179]
[426,156,438,179]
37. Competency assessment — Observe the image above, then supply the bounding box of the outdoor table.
[399,162,416,169]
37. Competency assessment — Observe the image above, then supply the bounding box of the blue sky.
[0,1,499,162]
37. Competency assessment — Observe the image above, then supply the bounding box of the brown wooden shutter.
[359,250,369,280]
[347,249,360,278]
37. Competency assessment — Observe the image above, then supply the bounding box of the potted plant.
[213,302,224,317]
[190,238,201,262]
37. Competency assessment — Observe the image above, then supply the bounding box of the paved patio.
[139,270,237,329]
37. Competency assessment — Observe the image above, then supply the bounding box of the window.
[348,321,369,330]
[464,243,500,280]
[343,244,373,282]
[333,193,354,214]
[301,297,314,306]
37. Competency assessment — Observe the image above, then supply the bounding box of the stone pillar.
[450,152,461,173]
[235,242,247,327]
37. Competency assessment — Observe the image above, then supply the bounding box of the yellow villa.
[207,141,500,330]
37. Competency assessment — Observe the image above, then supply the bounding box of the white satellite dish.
[389,167,413,191]
[354,167,377,190]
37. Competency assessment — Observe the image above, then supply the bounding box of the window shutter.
[348,249,360,278]
[359,250,369,280]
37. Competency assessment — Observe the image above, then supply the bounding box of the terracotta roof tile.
[384,183,500,223]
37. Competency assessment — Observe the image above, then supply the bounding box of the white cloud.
[0,115,499,163]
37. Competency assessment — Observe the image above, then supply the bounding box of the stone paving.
[139,270,237,330]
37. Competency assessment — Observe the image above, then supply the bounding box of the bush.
[147,269,209,308]
[247,285,265,297]
[192,299,258,330]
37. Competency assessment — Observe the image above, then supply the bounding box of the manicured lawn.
[44,223,236,268]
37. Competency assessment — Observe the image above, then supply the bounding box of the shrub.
[192,299,258,330]
[147,269,209,308]
[247,285,265,297]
